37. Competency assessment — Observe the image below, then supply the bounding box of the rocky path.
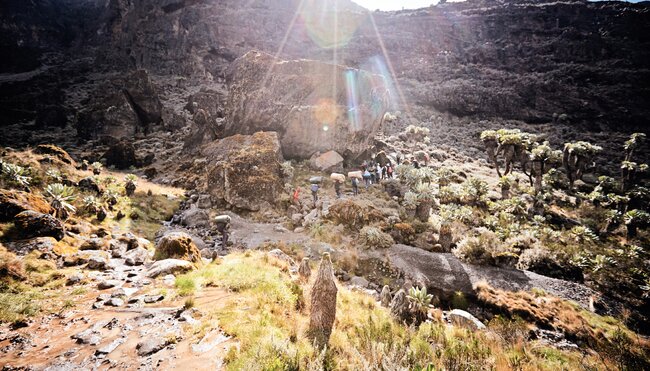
[0,251,233,370]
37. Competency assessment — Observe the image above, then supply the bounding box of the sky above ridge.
[352,0,645,11]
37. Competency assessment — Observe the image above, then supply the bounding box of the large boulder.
[146,259,194,278]
[201,131,284,211]
[0,189,53,222]
[154,232,203,266]
[309,151,344,172]
[387,244,599,310]
[102,140,139,169]
[225,51,390,159]
[14,210,65,240]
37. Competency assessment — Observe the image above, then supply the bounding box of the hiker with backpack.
[214,215,231,247]
[311,182,319,207]
[351,177,359,195]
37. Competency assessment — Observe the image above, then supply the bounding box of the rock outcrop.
[0,189,53,222]
[13,210,65,241]
[201,131,284,211]
[225,51,390,159]
[387,244,598,310]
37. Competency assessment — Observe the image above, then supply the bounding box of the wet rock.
[136,337,168,356]
[309,151,344,172]
[225,51,389,159]
[0,189,53,222]
[154,232,202,265]
[146,259,194,278]
[202,131,284,211]
[98,280,120,290]
[14,210,65,240]
[125,246,150,266]
[447,309,486,331]
[143,294,164,303]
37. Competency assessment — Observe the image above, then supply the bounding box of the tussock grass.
[183,252,610,370]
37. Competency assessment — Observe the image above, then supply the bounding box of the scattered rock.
[96,338,125,356]
[125,246,150,266]
[66,273,83,286]
[80,237,109,251]
[87,255,109,270]
[197,194,212,209]
[447,309,486,331]
[147,259,194,278]
[106,298,125,307]
[98,280,120,290]
[143,294,164,303]
[13,210,65,240]
[6,237,57,255]
[136,337,168,356]
[71,329,101,345]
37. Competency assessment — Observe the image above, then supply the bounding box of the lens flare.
[314,98,339,125]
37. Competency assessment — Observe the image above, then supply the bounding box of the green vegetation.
[177,252,619,370]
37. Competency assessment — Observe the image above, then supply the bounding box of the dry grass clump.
[0,244,26,280]
[359,226,394,249]
[328,199,384,231]
[452,229,515,266]
[476,283,650,369]
[388,222,416,245]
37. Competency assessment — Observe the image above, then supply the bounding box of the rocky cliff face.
[0,0,648,150]
[225,51,389,159]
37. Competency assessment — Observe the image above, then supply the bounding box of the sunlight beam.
[368,11,413,121]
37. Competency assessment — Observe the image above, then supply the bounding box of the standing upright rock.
[389,289,410,322]
[307,253,338,347]
[380,285,392,307]
[298,258,311,281]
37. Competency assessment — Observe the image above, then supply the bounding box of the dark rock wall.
[1,0,649,136]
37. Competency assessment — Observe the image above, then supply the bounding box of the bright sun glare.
[352,0,439,11]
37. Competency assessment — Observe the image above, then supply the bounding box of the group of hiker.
[305,157,398,206]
